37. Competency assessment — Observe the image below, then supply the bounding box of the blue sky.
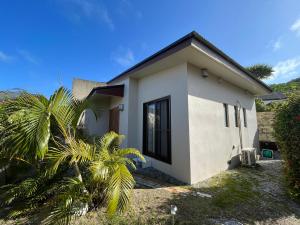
[0,0,300,96]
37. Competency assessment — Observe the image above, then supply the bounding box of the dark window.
[234,105,238,127]
[143,96,171,163]
[243,108,247,127]
[223,103,229,127]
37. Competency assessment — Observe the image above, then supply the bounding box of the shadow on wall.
[188,65,255,111]
[227,154,241,170]
[253,129,259,151]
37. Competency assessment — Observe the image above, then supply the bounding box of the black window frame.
[143,96,171,164]
[223,103,229,127]
[243,108,247,127]
[234,105,238,127]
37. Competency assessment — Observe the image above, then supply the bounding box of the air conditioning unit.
[241,148,256,166]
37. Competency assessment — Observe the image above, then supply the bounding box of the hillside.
[0,89,24,102]
[270,77,300,94]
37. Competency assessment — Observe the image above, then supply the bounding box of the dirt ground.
[71,160,300,225]
[1,160,299,225]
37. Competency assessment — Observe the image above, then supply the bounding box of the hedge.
[273,94,300,200]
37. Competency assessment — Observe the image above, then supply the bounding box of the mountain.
[0,88,25,102]
[270,77,300,94]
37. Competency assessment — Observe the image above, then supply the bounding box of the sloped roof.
[108,31,272,92]
[259,92,287,101]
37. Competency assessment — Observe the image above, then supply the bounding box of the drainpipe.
[236,101,243,150]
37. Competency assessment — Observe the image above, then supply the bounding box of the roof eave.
[107,31,272,94]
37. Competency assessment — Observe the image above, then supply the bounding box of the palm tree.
[0,87,144,224]
[48,132,144,216]
[0,87,77,161]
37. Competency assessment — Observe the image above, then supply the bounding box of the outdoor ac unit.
[241,148,256,166]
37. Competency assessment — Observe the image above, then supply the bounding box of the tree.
[0,87,144,224]
[255,99,267,112]
[246,64,273,80]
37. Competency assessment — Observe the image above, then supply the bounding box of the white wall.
[72,78,109,138]
[77,62,259,185]
[187,64,258,183]
[72,78,105,100]
[135,63,191,183]
[82,109,109,137]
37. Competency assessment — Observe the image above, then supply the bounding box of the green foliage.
[255,99,267,112]
[255,99,283,112]
[246,64,273,80]
[0,88,144,224]
[210,174,257,208]
[49,132,144,216]
[0,88,75,160]
[273,95,300,200]
[270,78,300,94]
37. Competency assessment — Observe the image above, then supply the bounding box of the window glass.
[147,103,155,154]
[223,103,229,127]
[143,97,171,163]
[243,108,247,127]
[234,106,238,127]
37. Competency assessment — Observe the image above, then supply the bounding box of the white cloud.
[290,18,300,36]
[0,51,13,63]
[272,39,282,51]
[112,48,135,67]
[17,49,39,64]
[267,37,282,52]
[59,0,114,30]
[266,57,300,82]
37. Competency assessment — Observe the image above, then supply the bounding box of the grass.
[72,161,300,225]
[208,173,258,207]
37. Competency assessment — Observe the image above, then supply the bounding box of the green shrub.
[273,94,300,200]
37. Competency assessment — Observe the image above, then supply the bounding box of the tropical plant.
[273,94,300,201]
[270,77,300,94]
[246,64,273,80]
[0,88,144,224]
[255,99,267,112]
[0,87,76,161]
[49,132,144,215]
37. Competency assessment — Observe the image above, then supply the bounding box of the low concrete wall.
[257,112,276,142]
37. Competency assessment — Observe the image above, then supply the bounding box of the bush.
[273,94,300,200]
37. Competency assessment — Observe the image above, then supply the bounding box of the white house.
[72,31,271,184]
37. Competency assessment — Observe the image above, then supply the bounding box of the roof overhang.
[108,31,272,96]
[87,84,124,98]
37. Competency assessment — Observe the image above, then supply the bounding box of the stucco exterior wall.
[135,63,191,183]
[82,108,109,137]
[72,78,105,100]
[187,64,258,183]
[72,78,109,138]
[74,63,259,185]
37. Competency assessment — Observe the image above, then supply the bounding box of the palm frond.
[48,136,95,174]
[41,178,89,225]
[113,148,145,161]
[106,164,135,215]
[1,92,51,159]
[50,87,74,137]
[0,175,42,206]
[71,98,98,130]
[99,132,124,152]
